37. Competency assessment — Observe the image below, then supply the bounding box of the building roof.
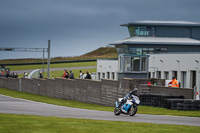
[121,20,200,27]
[110,36,200,46]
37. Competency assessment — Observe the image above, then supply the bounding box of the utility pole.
[47,40,51,78]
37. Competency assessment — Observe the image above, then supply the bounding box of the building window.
[181,71,187,88]
[112,72,115,80]
[131,57,140,71]
[172,71,177,79]
[129,47,168,55]
[141,57,147,71]
[125,57,131,71]
[157,71,161,79]
[135,26,156,36]
[107,72,110,79]
[98,72,101,80]
[164,71,169,80]
[102,73,105,79]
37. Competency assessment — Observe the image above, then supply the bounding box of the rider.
[118,88,139,109]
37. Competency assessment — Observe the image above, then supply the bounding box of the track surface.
[0,94,200,126]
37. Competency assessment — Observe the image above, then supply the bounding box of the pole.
[43,48,44,77]
[47,40,51,78]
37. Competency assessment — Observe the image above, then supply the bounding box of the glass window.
[102,73,105,79]
[107,72,110,79]
[141,57,147,71]
[129,48,142,55]
[125,57,132,71]
[128,26,136,37]
[131,57,140,71]
[133,26,156,36]
[112,72,115,80]
[98,72,101,80]
[164,71,169,80]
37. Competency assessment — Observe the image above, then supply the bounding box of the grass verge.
[0,88,200,117]
[18,68,97,78]
[0,113,199,133]
[8,61,97,71]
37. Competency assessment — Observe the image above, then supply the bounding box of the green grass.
[0,88,200,117]
[8,61,97,71]
[0,113,199,133]
[17,68,97,78]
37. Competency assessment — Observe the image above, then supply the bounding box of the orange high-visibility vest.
[172,79,179,87]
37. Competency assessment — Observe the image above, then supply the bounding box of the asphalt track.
[0,94,200,126]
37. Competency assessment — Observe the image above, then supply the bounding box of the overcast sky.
[1,0,200,59]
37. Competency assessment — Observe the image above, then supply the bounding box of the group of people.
[61,69,92,79]
[62,69,74,79]
[6,71,18,78]
[79,70,91,79]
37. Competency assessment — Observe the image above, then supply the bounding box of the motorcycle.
[114,95,140,116]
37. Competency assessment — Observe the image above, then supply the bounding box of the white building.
[97,20,200,90]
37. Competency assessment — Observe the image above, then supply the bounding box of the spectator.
[1,70,4,75]
[11,72,15,78]
[39,71,43,78]
[82,72,86,79]
[23,71,28,78]
[50,74,55,79]
[79,70,82,78]
[172,77,179,87]
[84,71,91,79]
[6,70,10,78]
[14,73,18,78]
[69,70,74,79]
[154,80,157,86]
[62,69,67,78]
[64,72,69,79]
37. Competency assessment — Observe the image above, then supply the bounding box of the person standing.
[79,70,82,78]
[69,70,74,79]
[6,70,10,78]
[84,71,91,79]
[62,69,67,78]
[172,77,179,87]
[64,72,69,79]
[39,71,43,78]
[23,71,28,78]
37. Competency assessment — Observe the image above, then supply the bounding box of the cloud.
[0,0,200,59]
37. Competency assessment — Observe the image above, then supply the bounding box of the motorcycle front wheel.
[128,105,138,116]
[114,107,121,116]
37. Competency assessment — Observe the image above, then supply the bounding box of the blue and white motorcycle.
[114,95,140,116]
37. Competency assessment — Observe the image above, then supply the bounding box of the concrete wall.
[151,86,194,99]
[0,77,194,106]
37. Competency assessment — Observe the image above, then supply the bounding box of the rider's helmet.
[130,88,139,95]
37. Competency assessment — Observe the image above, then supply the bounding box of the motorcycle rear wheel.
[114,107,121,116]
[128,105,138,116]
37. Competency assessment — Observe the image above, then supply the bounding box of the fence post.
[19,78,21,91]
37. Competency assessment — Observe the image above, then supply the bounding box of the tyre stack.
[192,100,200,111]
[177,100,184,111]
[170,99,184,110]
[183,99,192,111]
[161,95,173,108]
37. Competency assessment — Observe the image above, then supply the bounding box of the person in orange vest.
[62,69,67,78]
[172,77,179,87]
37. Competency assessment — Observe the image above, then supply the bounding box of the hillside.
[0,47,118,64]
[80,47,118,58]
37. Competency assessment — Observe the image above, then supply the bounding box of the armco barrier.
[0,77,194,107]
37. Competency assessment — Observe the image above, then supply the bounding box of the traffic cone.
[196,91,199,100]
